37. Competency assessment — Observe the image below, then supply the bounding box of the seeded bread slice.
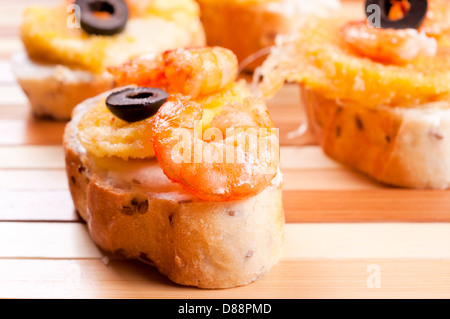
[63,93,285,289]
[12,51,114,121]
[302,87,450,189]
[196,0,340,71]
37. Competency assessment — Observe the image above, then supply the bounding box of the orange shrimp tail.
[107,55,168,88]
[151,94,279,202]
[108,46,239,98]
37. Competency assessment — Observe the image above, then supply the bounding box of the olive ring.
[75,0,129,36]
[365,0,428,30]
[106,87,169,123]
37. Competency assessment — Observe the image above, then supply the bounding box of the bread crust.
[63,95,285,288]
[17,68,114,121]
[197,1,291,71]
[302,86,450,189]
[197,0,340,71]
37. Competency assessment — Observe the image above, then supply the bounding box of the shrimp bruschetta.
[257,0,450,190]
[63,47,284,288]
[13,0,205,120]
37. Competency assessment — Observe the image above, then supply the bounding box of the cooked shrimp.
[108,46,239,98]
[151,94,279,202]
[341,0,450,64]
[341,20,437,64]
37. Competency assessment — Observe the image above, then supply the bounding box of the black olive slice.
[106,87,169,123]
[75,0,129,36]
[365,0,428,30]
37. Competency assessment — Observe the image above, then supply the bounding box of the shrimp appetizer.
[258,0,450,189]
[12,0,205,120]
[63,47,284,288]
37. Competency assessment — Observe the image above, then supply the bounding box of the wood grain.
[283,190,450,223]
[0,221,449,298]
[0,119,66,145]
[0,259,448,299]
[0,222,101,258]
[0,61,16,84]
[0,85,27,105]
[0,146,64,169]
[0,222,448,260]
[0,169,68,190]
[0,37,22,59]
[0,190,78,221]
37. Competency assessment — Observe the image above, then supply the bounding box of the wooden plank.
[0,119,66,145]
[0,190,78,221]
[0,222,101,258]
[0,169,68,190]
[284,190,450,223]
[0,220,448,297]
[0,85,27,106]
[0,0,59,8]
[0,104,30,119]
[0,258,448,299]
[0,146,64,169]
[276,122,316,146]
[0,15,22,38]
[0,36,22,59]
[280,146,340,169]
[283,223,450,260]
[282,168,384,190]
[0,60,16,84]
[0,222,449,260]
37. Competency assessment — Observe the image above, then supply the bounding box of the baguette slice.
[63,91,285,289]
[196,0,340,71]
[302,87,450,190]
[12,52,115,121]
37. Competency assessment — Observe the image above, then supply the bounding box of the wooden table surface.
[0,0,449,299]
